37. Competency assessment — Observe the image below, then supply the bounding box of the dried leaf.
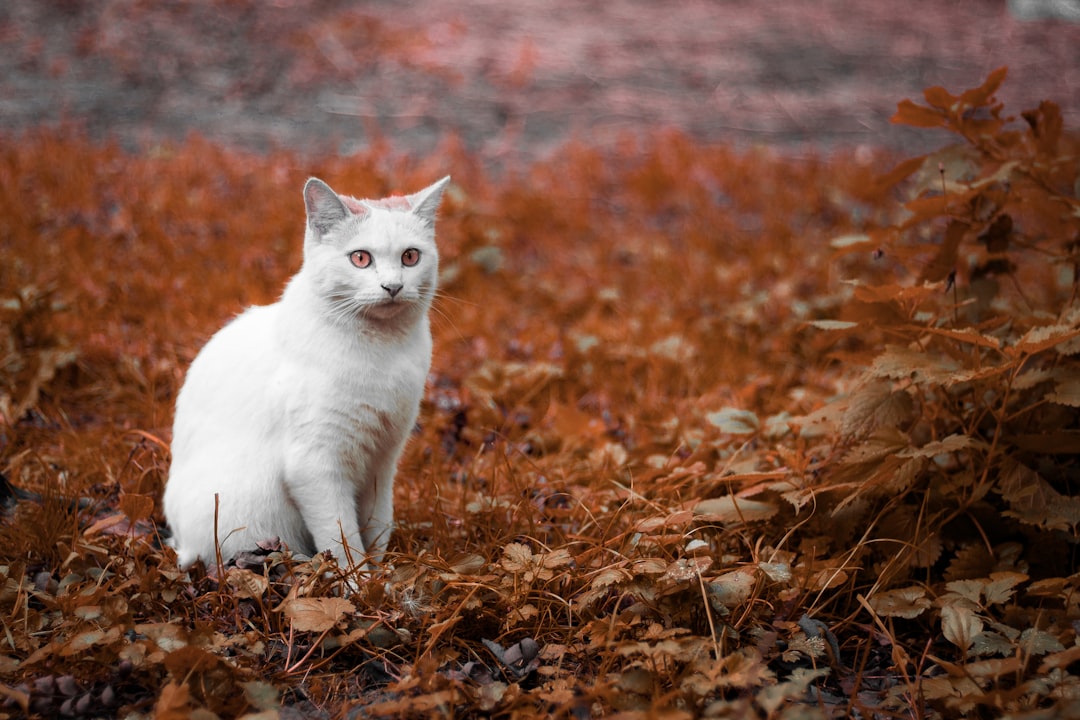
[756,667,830,714]
[119,493,155,524]
[589,566,631,590]
[869,586,932,619]
[906,324,1002,350]
[999,460,1080,530]
[705,408,760,435]
[958,66,1007,108]
[892,99,947,129]
[923,85,958,111]
[806,319,859,330]
[969,630,1013,658]
[870,346,958,385]
[1047,374,1080,407]
[693,496,777,523]
[154,682,193,720]
[227,568,269,600]
[757,562,791,583]
[448,553,487,575]
[1012,324,1080,357]
[241,681,280,712]
[1018,628,1064,656]
[280,597,354,633]
[919,220,966,284]
[982,572,1028,605]
[501,543,534,572]
[706,567,757,611]
[1039,645,1080,672]
[941,605,983,652]
[842,381,914,437]
[898,433,984,459]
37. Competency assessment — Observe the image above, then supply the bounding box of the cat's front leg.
[283,452,367,565]
[359,467,396,565]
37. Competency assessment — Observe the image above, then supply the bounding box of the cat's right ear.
[304,178,349,236]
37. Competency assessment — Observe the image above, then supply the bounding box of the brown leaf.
[60,626,122,657]
[119,493,155,524]
[706,567,757,611]
[1012,324,1080,357]
[898,433,984,459]
[448,553,487,575]
[874,155,926,192]
[842,381,914,437]
[1039,645,1080,673]
[500,542,534,573]
[1022,100,1064,154]
[941,605,983,652]
[241,681,280,712]
[693,496,777,523]
[919,220,967,284]
[869,586,931,619]
[998,460,1080,530]
[905,325,1002,350]
[589,566,631,590]
[1018,628,1064,656]
[154,682,193,720]
[958,66,1008,108]
[870,345,958,386]
[1047,374,1080,407]
[706,407,760,434]
[163,645,228,676]
[982,572,1028,605]
[226,568,269,600]
[892,99,947,129]
[280,597,354,633]
[923,85,958,111]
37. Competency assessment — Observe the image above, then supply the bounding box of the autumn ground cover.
[2,42,1080,720]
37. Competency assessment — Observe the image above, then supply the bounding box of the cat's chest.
[275,334,428,443]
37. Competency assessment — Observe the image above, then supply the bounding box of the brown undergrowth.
[1,69,1079,718]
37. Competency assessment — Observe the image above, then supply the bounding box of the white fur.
[164,176,450,572]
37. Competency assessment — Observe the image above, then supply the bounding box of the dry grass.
[2,70,1080,718]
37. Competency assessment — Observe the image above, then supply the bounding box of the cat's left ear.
[304,178,350,235]
[408,176,451,228]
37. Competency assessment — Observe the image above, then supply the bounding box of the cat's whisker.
[432,291,480,309]
[327,297,362,325]
[427,303,466,341]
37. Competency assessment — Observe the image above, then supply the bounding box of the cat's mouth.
[364,296,412,318]
[325,290,412,324]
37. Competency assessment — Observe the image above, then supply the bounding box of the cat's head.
[299,176,450,326]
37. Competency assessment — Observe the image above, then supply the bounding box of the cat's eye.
[401,248,421,267]
[349,250,372,269]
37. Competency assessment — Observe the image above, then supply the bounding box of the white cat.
[163,175,450,576]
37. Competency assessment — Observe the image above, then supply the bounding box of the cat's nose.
[381,283,403,298]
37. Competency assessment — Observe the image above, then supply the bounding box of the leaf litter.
[1,68,1080,718]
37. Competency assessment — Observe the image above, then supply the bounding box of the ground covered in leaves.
[3,69,1080,718]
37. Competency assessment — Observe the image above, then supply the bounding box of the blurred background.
[2,0,1078,165]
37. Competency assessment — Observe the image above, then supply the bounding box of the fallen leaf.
[693,496,777,523]
[280,597,354,633]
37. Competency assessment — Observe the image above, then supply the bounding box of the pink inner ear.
[366,196,412,211]
[340,197,369,216]
[341,195,412,214]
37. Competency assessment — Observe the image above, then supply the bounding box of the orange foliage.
[2,69,1080,717]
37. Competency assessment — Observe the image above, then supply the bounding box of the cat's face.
[301,177,449,326]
